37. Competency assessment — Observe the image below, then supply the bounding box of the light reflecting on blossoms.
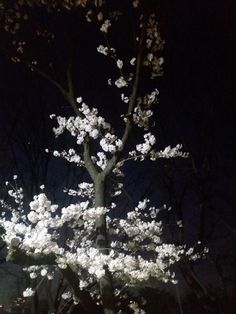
[0,3,206,312]
[0,184,206,290]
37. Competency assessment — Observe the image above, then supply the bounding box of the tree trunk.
[95,175,116,314]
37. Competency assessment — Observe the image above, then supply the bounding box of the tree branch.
[61,267,103,314]
[6,239,102,314]
[121,14,147,147]
[103,14,148,177]
[83,137,98,181]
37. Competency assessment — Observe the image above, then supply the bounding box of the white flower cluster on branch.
[133,106,153,130]
[52,148,84,166]
[51,99,124,158]
[22,288,35,298]
[100,19,111,33]
[100,133,123,153]
[64,182,94,198]
[150,144,189,159]
[52,101,110,143]
[129,135,188,162]
[136,133,156,155]
[0,184,205,291]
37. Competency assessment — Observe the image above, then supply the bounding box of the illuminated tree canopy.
[0,1,208,313]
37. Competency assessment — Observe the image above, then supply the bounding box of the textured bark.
[61,267,103,314]
[66,63,115,312]
[95,175,116,314]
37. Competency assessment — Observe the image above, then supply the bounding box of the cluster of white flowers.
[70,219,185,286]
[27,266,48,279]
[83,206,109,220]
[22,288,35,298]
[97,45,116,56]
[61,291,72,300]
[116,59,123,69]
[0,179,203,289]
[121,93,129,103]
[100,19,111,33]
[100,133,123,153]
[97,44,109,56]
[115,76,128,88]
[92,152,108,170]
[64,182,94,198]
[52,148,84,166]
[150,144,189,160]
[128,136,188,163]
[7,188,24,205]
[6,178,24,205]
[136,133,156,155]
[143,14,165,79]
[51,100,124,156]
[130,57,136,65]
[52,102,109,143]
[133,106,153,130]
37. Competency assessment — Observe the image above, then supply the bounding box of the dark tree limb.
[6,239,102,314]
[104,13,148,177]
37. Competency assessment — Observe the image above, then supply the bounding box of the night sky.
[0,0,235,312]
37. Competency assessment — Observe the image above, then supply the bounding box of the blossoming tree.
[0,1,205,313]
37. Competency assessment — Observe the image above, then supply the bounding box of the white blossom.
[23,288,35,297]
[97,45,109,56]
[40,268,47,276]
[133,106,153,129]
[116,59,123,69]
[115,76,128,88]
[29,272,37,279]
[136,133,156,155]
[150,144,189,160]
[100,19,111,33]
[130,57,136,65]
[121,93,129,103]
[100,133,123,153]
[62,291,72,300]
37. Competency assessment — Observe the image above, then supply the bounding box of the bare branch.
[121,13,148,147]
[103,14,148,177]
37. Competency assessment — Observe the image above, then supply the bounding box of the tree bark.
[95,175,116,314]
